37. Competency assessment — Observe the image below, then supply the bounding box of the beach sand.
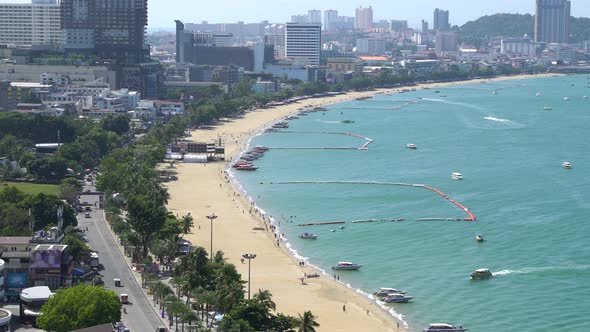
[164,73,559,332]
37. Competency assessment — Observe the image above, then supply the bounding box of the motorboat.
[382,293,414,303]
[236,165,258,171]
[451,172,463,180]
[563,161,572,169]
[331,262,362,270]
[563,97,570,101]
[543,106,553,110]
[341,120,355,124]
[406,143,417,150]
[299,233,318,239]
[476,234,485,242]
[535,92,541,97]
[470,268,493,279]
[373,288,407,297]
[434,90,440,94]
[423,323,468,332]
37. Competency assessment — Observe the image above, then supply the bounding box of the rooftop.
[0,237,32,245]
[32,244,67,252]
[20,286,52,301]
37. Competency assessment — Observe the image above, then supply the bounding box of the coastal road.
[79,185,163,332]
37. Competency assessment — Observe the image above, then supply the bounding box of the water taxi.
[236,165,258,171]
[331,262,362,270]
[470,268,493,279]
[563,97,570,101]
[299,233,318,239]
[423,323,468,332]
[382,293,414,303]
[373,288,407,297]
[543,106,553,110]
[451,172,463,180]
[563,161,572,169]
[406,143,417,150]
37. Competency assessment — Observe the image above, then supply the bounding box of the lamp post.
[242,253,256,299]
[206,213,218,260]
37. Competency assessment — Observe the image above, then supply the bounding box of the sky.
[148,0,588,29]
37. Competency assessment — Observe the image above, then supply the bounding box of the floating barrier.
[278,181,476,222]
[269,131,374,150]
[298,221,346,226]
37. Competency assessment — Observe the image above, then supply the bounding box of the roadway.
[79,183,163,332]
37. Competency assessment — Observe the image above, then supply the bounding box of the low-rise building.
[252,80,278,94]
[327,57,363,75]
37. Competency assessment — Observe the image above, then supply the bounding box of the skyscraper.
[535,0,571,43]
[422,20,429,33]
[355,6,373,31]
[433,8,450,31]
[308,10,321,24]
[285,23,321,66]
[61,0,149,64]
[291,15,308,24]
[324,9,338,32]
[0,0,61,47]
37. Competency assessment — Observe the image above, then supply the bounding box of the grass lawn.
[0,181,61,197]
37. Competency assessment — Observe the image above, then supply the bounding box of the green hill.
[457,13,590,46]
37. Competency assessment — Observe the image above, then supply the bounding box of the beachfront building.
[285,23,321,66]
[501,35,537,59]
[0,0,61,47]
[535,0,571,44]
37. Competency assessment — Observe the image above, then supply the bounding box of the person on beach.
[343,304,346,312]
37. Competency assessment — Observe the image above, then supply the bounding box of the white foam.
[484,116,510,123]
[493,265,590,276]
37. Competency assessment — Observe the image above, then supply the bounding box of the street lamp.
[206,213,218,261]
[242,253,257,299]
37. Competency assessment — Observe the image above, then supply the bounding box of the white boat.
[451,172,463,180]
[382,293,414,303]
[331,262,362,270]
[543,106,553,110]
[406,143,417,150]
[563,161,572,169]
[564,97,570,101]
[475,234,485,242]
[299,233,318,239]
[373,288,407,297]
[423,323,468,332]
[470,268,493,279]
[536,92,541,97]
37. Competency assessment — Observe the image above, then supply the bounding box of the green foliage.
[458,14,534,47]
[64,234,91,263]
[27,157,68,181]
[37,285,121,332]
[0,113,79,143]
[60,178,82,202]
[296,311,320,332]
[25,192,77,231]
[100,114,131,135]
[126,195,167,257]
[571,17,590,43]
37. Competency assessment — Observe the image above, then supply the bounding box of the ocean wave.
[493,265,590,276]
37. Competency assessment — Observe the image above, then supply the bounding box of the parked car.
[85,212,91,218]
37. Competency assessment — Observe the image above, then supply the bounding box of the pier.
[275,181,477,222]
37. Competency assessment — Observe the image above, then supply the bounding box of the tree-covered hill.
[457,13,590,47]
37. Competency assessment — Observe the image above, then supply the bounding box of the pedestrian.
[337,275,340,280]
[342,304,346,312]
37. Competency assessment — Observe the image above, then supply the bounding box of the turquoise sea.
[232,75,590,332]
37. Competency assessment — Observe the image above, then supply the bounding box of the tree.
[37,285,121,332]
[60,177,82,202]
[296,311,319,332]
[181,213,194,234]
[126,195,167,258]
[101,114,130,135]
[253,289,276,312]
[64,234,91,263]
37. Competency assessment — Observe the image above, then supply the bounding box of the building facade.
[390,20,408,33]
[501,35,536,58]
[355,6,373,31]
[534,0,571,44]
[433,8,450,31]
[61,0,149,64]
[308,10,321,24]
[285,23,321,66]
[0,0,61,47]
[324,10,338,32]
[435,31,457,56]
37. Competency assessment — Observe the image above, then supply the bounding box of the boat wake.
[317,120,344,124]
[493,265,590,276]
[421,98,483,110]
[483,116,510,123]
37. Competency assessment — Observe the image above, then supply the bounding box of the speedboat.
[341,120,355,124]
[236,165,258,171]
[406,143,417,150]
[543,106,553,110]
[299,233,318,240]
[564,97,570,101]
[563,161,572,169]
[331,262,362,270]
[470,268,493,279]
[423,323,468,332]
[476,234,485,242]
[451,172,463,180]
[535,92,541,97]
[382,293,414,303]
[373,288,407,297]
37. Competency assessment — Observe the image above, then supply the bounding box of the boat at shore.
[236,165,258,171]
[299,233,318,239]
[406,143,417,150]
[382,293,414,303]
[331,262,362,270]
[423,323,468,332]
[451,172,463,180]
[373,288,407,297]
[470,268,492,280]
[563,161,572,169]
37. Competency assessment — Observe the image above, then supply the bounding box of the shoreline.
[164,73,560,332]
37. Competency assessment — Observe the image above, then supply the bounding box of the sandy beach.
[164,73,559,331]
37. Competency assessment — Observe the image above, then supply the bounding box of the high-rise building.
[291,15,309,24]
[61,0,149,64]
[355,6,373,31]
[324,10,338,32]
[433,8,450,31]
[422,20,429,33]
[390,20,408,32]
[0,0,61,47]
[308,10,321,24]
[435,31,457,56]
[285,23,321,66]
[535,0,571,44]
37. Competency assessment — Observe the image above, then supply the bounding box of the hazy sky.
[149,0,588,29]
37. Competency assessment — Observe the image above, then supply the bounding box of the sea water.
[232,75,590,331]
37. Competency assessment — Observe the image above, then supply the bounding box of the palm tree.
[181,213,194,234]
[215,279,245,313]
[253,289,276,311]
[297,311,320,332]
[180,307,200,332]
